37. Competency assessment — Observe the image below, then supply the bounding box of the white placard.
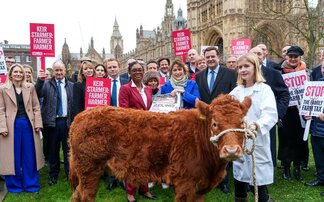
[299,81,324,116]
[282,70,307,106]
[0,47,7,75]
[149,94,180,113]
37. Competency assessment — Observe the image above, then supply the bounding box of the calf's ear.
[240,96,252,115]
[196,99,209,119]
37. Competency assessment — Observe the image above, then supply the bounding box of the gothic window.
[167,8,172,16]
[202,10,207,22]
[216,0,222,15]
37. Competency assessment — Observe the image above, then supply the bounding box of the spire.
[165,0,174,17]
[91,37,94,48]
[112,17,122,38]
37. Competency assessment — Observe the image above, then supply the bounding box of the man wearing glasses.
[5,56,16,69]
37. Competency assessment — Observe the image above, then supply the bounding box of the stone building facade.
[119,0,188,68]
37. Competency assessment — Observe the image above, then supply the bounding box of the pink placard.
[30,23,55,57]
[231,38,251,57]
[85,77,111,109]
[0,75,7,85]
[172,29,192,59]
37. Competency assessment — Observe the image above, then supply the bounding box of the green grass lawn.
[3,143,324,201]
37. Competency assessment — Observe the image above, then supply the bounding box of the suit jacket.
[195,66,237,104]
[0,83,44,175]
[311,65,322,81]
[119,81,152,110]
[261,65,290,118]
[119,76,129,85]
[266,59,280,70]
[120,72,130,82]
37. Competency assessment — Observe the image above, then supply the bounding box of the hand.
[38,70,46,80]
[170,90,178,97]
[304,115,312,120]
[319,114,324,121]
[1,132,8,136]
[246,121,259,137]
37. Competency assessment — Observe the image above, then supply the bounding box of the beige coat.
[0,83,44,175]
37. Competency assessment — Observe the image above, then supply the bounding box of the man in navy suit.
[250,46,290,168]
[195,46,237,194]
[257,43,280,70]
[103,58,128,190]
[195,46,237,104]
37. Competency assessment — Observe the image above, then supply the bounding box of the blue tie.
[209,70,215,93]
[111,79,117,106]
[57,80,63,116]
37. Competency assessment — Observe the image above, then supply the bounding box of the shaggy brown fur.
[69,94,251,202]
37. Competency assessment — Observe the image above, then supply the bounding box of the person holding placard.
[71,61,95,121]
[160,59,200,109]
[278,45,308,181]
[304,61,324,190]
[35,61,73,186]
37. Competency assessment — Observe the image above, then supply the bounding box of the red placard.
[85,77,111,110]
[30,23,55,57]
[0,75,7,85]
[231,38,251,57]
[172,29,192,61]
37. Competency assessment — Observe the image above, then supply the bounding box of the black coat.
[71,81,86,121]
[195,66,237,104]
[261,65,290,118]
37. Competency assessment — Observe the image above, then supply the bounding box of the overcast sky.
[1,0,187,66]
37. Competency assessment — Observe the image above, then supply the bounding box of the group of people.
[0,43,324,201]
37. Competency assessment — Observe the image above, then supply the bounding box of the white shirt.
[230,82,278,186]
[109,76,121,106]
[131,80,147,108]
[55,78,67,117]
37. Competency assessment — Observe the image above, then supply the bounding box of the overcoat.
[0,83,44,175]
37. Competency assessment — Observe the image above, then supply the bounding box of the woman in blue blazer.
[161,59,200,109]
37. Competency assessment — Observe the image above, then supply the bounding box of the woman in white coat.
[230,53,278,202]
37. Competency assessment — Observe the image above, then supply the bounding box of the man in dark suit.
[311,51,324,81]
[120,58,135,82]
[257,43,280,70]
[250,46,290,168]
[103,58,128,190]
[186,49,199,79]
[195,46,237,194]
[196,46,237,104]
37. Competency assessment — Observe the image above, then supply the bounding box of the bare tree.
[246,0,324,67]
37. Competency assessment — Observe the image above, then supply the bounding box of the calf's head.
[196,94,251,161]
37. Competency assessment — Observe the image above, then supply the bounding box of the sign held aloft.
[172,29,191,62]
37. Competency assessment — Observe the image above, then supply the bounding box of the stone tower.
[110,17,124,59]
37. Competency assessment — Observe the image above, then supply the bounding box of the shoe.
[220,184,230,194]
[139,191,158,200]
[283,166,292,181]
[127,194,136,202]
[304,180,324,187]
[48,177,57,186]
[301,161,309,171]
[294,166,303,181]
[106,179,117,190]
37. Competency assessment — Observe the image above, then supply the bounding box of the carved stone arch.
[204,26,224,58]
[250,21,285,56]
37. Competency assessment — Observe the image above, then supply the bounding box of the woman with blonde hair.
[23,64,35,84]
[230,53,277,202]
[0,64,43,193]
[71,61,95,121]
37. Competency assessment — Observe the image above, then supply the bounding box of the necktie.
[57,80,63,116]
[111,79,117,106]
[209,70,215,93]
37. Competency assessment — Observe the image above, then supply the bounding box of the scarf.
[170,75,188,108]
[281,60,306,73]
[170,75,188,92]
